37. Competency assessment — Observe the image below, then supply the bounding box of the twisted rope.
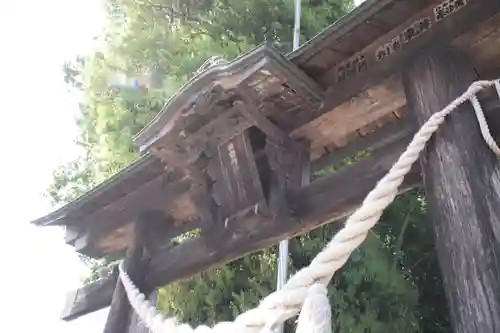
[119,79,500,333]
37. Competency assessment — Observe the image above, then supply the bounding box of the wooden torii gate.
[32,0,500,332]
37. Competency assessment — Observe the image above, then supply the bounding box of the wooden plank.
[145,138,421,288]
[236,91,294,148]
[61,270,118,321]
[452,12,500,76]
[292,0,404,64]
[79,93,500,258]
[217,130,266,221]
[184,106,253,158]
[32,154,165,227]
[62,100,500,319]
[312,116,413,173]
[191,84,226,117]
[319,0,492,87]
[286,0,500,132]
[145,98,500,288]
[83,174,192,234]
[403,48,500,333]
[290,75,406,154]
[60,98,500,317]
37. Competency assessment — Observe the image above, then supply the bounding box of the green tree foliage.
[377,189,451,333]
[291,227,420,333]
[48,0,452,331]
[48,0,355,201]
[157,220,422,333]
[46,156,97,206]
[157,248,278,325]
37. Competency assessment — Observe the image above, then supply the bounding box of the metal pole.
[293,0,301,51]
[276,1,301,332]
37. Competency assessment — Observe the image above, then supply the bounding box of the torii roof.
[32,0,500,260]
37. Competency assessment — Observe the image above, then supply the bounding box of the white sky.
[0,1,109,332]
[0,1,367,332]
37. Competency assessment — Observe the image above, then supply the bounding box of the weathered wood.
[61,269,118,321]
[291,76,407,158]
[265,139,310,220]
[31,154,165,227]
[236,87,295,148]
[145,139,421,288]
[311,116,413,173]
[192,84,226,117]
[184,106,253,160]
[61,98,500,315]
[286,0,500,132]
[73,232,98,257]
[83,173,191,234]
[216,130,266,221]
[402,48,500,333]
[103,221,149,333]
[291,0,408,66]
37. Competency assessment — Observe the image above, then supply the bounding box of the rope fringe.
[118,79,500,333]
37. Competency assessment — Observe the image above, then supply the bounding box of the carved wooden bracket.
[210,85,312,230]
[143,46,321,238]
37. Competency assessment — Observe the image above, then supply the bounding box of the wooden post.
[103,220,151,333]
[402,48,500,333]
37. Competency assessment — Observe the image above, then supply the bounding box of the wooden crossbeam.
[61,95,500,320]
[61,134,414,321]
[145,138,420,288]
[284,0,500,132]
[83,174,191,234]
[61,271,118,321]
[146,94,500,288]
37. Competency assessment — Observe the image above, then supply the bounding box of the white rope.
[295,284,332,333]
[119,79,500,333]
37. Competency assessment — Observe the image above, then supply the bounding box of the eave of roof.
[31,153,159,226]
[288,0,389,64]
[133,42,295,151]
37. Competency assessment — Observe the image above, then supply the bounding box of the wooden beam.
[83,174,192,234]
[184,106,253,159]
[311,114,413,173]
[285,0,500,132]
[144,98,500,289]
[103,221,151,333]
[64,225,83,245]
[236,87,295,148]
[61,270,118,321]
[61,99,500,318]
[145,138,420,288]
[290,75,407,158]
[403,48,500,333]
[290,0,402,65]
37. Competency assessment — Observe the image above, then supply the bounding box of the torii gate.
[32,0,500,332]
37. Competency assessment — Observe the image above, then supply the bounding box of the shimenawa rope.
[119,79,500,333]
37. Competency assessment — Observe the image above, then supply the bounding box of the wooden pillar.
[103,220,151,333]
[402,48,500,333]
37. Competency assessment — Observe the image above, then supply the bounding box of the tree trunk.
[402,48,500,333]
